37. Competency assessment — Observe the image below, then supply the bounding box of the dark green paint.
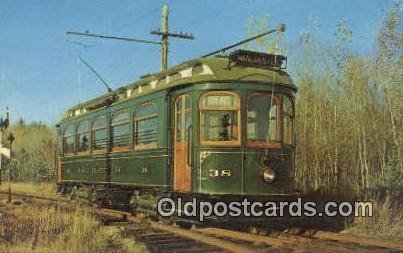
[59,61,297,196]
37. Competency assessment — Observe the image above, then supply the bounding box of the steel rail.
[1,190,402,251]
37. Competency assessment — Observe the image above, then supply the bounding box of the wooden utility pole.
[161,5,169,72]
[150,5,194,72]
[66,5,194,74]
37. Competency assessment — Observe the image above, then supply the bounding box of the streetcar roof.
[61,53,296,121]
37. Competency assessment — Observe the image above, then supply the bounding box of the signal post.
[0,107,10,185]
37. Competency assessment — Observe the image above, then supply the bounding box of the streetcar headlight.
[262,168,276,183]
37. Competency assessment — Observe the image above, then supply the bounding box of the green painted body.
[58,55,297,196]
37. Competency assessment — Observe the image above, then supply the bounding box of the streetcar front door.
[173,94,192,191]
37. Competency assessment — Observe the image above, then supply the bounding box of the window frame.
[91,116,108,154]
[63,124,75,156]
[133,102,158,150]
[111,110,130,152]
[76,120,91,155]
[174,94,191,143]
[199,91,241,146]
[282,94,295,146]
[246,92,281,148]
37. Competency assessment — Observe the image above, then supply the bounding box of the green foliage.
[2,121,57,181]
[245,13,285,54]
[245,2,402,196]
[291,2,402,195]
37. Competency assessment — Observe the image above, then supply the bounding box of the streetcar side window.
[283,96,294,145]
[63,125,75,155]
[111,110,130,151]
[247,94,280,147]
[92,116,108,152]
[200,91,240,146]
[77,121,90,153]
[134,103,158,149]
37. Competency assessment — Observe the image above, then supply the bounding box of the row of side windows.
[62,103,158,155]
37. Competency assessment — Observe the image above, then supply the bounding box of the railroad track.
[118,221,231,253]
[0,191,265,253]
[1,190,402,253]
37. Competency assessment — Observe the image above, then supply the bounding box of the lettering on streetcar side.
[74,166,122,176]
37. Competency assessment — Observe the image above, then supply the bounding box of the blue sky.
[0,0,395,125]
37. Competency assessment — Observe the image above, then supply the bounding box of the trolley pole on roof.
[201,24,286,58]
[78,56,113,92]
[150,5,194,73]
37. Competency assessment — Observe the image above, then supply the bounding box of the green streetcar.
[57,50,298,213]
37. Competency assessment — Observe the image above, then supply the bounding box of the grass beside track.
[0,181,57,197]
[0,200,148,253]
[0,182,150,252]
[1,181,402,250]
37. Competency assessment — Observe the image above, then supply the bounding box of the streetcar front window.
[204,111,237,141]
[247,94,280,147]
[200,91,240,145]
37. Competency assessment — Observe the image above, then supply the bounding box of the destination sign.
[229,49,287,69]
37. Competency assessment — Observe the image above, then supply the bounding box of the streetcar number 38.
[209,169,232,177]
